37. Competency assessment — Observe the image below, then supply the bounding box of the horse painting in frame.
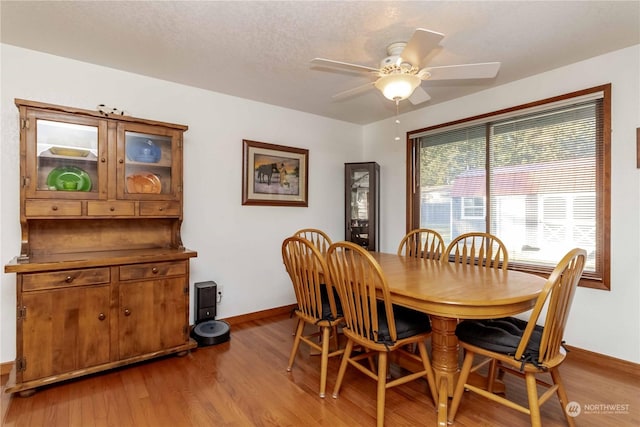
[242,139,309,207]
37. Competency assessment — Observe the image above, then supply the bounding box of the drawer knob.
[65,276,74,283]
[101,157,106,163]
[124,308,131,316]
[52,206,58,211]
[119,158,124,164]
[98,313,106,321]
[110,207,115,212]
[152,267,159,274]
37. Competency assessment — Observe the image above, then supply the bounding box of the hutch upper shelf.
[14,99,190,260]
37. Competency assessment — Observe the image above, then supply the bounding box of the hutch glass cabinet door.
[345,162,380,251]
[28,111,106,199]
[119,123,180,200]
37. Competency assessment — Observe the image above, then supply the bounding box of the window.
[461,197,486,219]
[406,85,610,289]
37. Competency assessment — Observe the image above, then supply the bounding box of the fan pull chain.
[394,99,401,141]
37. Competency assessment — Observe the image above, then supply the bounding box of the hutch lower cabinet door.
[19,283,111,382]
[118,267,190,359]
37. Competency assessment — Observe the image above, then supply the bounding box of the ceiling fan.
[311,28,501,105]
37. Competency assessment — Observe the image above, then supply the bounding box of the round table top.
[370,252,547,319]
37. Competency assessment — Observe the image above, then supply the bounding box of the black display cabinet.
[345,162,380,251]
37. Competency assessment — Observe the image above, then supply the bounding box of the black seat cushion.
[319,284,343,320]
[375,301,432,343]
[455,317,543,363]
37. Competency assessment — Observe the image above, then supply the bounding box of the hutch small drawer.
[119,260,187,281]
[87,201,136,216]
[22,267,111,291]
[139,201,181,216]
[25,200,82,217]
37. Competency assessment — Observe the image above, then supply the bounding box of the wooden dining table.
[369,252,547,426]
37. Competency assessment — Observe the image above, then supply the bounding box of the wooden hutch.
[4,99,197,395]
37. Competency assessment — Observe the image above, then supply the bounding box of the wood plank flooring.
[2,313,639,426]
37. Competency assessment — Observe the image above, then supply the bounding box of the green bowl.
[46,166,92,191]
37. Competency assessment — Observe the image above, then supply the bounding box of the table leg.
[437,377,449,427]
[429,315,459,397]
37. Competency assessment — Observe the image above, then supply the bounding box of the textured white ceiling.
[1,1,639,124]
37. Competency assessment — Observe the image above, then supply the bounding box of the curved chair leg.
[319,326,331,398]
[287,318,304,371]
[367,350,377,372]
[417,341,438,406]
[551,368,576,427]
[376,351,388,427]
[448,350,475,423]
[332,340,354,398]
[330,325,341,350]
[525,372,542,427]
[486,360,498,393]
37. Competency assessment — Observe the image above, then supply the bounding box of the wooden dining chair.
[326,241,438,427]
[294,228,332,255]
[397,228,445,260]
[282,236,344,398]
[448,248,587,427]
[397,228,445,354]
[292,228,341,348]
[444,232,509,270]
[444,232,509,388]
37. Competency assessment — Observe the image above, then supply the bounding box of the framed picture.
[242,139,309,207]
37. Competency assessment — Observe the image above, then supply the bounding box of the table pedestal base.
[430,315,460,396]
[429,315,506,425]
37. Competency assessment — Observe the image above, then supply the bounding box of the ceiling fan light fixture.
[375,73,421,101]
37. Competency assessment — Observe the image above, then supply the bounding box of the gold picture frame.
[242,139,309,207]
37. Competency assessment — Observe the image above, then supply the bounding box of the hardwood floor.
[2,313,639,426]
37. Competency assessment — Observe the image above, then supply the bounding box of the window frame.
[461,196,486,220]
[406,84,611,290]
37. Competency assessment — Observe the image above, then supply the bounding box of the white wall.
[363,45,640,363]
[0,44,363,364]
[2,43,638,366]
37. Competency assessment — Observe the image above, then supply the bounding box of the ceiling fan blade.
[310,58,379,74]
[408,86,431,105]
[332,82,376,100]
[401,28,445,66]
[423,62,501,80]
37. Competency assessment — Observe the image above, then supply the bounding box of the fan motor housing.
[381,41,408,68]
[381,55,400,67]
